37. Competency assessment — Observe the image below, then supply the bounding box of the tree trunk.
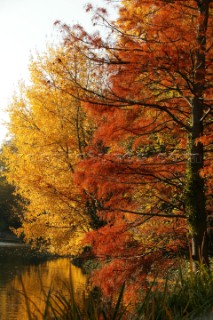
[187,0,210,269]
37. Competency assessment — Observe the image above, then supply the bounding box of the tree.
[56,0,212,273]
[2,44,97,254]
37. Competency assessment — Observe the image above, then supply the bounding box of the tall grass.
[135,266,213,320]
[21,264,213,320]
[20,276,126,320]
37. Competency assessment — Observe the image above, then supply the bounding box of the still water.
[0,242,87,320]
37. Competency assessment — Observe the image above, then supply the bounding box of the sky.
[0,0,111,145]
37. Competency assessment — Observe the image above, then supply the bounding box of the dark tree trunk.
[187,0,210,269]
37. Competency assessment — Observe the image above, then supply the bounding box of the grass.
[21,264,213,320]
[135,266,213,320]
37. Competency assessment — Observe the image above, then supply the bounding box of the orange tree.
[52,0,213,295]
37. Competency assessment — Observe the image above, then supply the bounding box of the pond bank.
[0,231,96,271]
[0,230,22,242]
[0,238,63,264]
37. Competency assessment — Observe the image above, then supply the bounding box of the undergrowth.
[21,264,213,320]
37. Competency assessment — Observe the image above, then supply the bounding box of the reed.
[21,263,213,320]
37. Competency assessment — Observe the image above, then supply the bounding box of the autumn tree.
[53,0,213,289]
[2,44,99,254]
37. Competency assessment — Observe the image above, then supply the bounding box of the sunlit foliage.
[3,45,95,254]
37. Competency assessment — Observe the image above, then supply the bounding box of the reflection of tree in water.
[0,247,29,320]
[0,257,87,320]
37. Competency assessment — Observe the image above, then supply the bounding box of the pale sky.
[0,0,112,145]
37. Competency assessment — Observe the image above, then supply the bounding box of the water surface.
[0,242,86,320]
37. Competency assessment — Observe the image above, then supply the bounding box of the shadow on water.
[0,243,87,320]
[0,243,32,288]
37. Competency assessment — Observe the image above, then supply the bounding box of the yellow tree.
[3,44,95,254]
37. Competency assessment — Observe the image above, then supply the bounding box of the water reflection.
[0,243,87,320]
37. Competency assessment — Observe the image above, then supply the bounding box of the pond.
[0,242,87,320]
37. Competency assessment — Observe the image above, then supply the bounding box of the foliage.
[2,45,97,254]
[59,0,212,295]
